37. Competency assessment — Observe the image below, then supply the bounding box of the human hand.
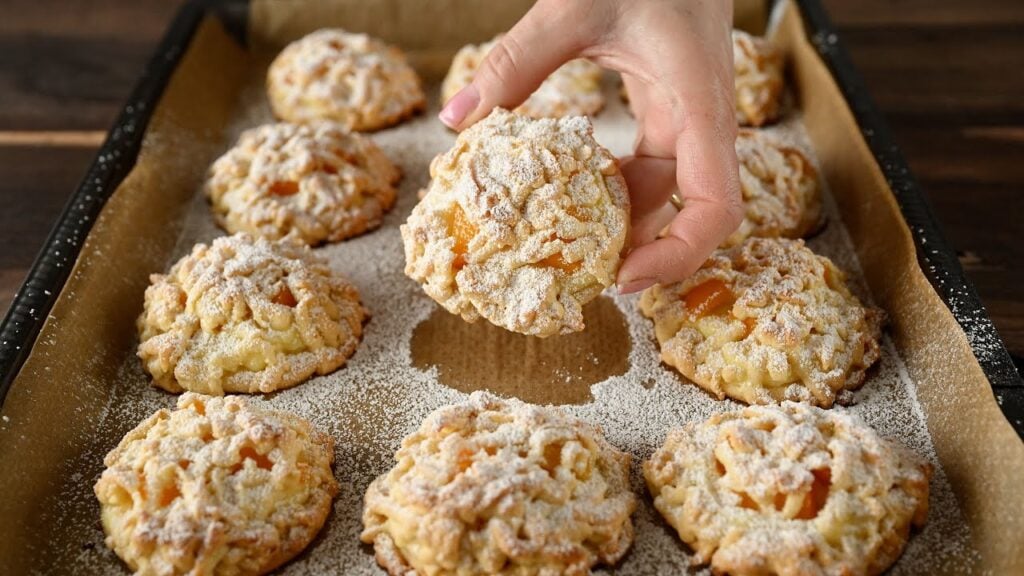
[439,0,743,294]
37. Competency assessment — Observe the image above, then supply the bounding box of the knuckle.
[480,36,526,88]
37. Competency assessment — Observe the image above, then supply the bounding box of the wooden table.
[1,0,1022,366]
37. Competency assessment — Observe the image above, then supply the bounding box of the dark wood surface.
[1,0,1021,363]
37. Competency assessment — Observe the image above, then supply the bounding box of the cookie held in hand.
[402,108,629,337]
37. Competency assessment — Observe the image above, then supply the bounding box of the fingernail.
[439,84,480,129]
[618,277,657,295]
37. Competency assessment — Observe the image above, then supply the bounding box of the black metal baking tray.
[1,0,1021,437]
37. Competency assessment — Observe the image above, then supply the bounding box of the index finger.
[617,109,742,293]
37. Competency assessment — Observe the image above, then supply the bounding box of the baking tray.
[792,0,1024,433]
[0,0,1021,573]
[2,0,1020,430]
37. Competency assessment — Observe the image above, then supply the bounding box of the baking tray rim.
[0,0,1020,436]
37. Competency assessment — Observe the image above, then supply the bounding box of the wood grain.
[822,2,1024,363]
[0,0,1021,364]
[0,35,160,130]
[821,0,1024,27]
[0,146,99,314]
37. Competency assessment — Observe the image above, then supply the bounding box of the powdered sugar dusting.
[441,36,605,119]
[403,108,629,337]
[267,29,425,131]
[32,73,979,575]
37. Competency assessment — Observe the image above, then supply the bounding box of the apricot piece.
[269,180,299,196]
[537,252,582,273]
[236,446,274,471]
[158,484,181,507]
[446,206,478,270]
[795,468,831,520]
[737,491,759,511]
[273,285,298,307]
[542,443,563,476]
[742,317,757,338]
[456,448,475,473]
[684,279,735,318]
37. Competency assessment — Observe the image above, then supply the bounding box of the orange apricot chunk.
[446,206,478,270]
[684,279,735,318]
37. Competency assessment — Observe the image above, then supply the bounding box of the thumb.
[439,2,591,130]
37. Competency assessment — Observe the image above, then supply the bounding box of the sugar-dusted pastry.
[734,29,784,126]
[639,238,882,407]
[401,108,629,337]
[645,402,931,576]
[267,28,425,131]
[137,233,367,395]
[725,128,821,247]
[361,391,636,576]
[94,393,338,576]
[204,122,400,245]
[442,36,604,119]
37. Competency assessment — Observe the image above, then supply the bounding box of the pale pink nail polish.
[439,85,480,129]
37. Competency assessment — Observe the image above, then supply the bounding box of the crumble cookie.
[644,402,931,576]
[137,233,367,395]
[267,28,425,131]
[94,393,338,576]
[401,108,629,337]
[725,129,821,247]
[442,36,604,119]
[734,29,784,126]
[204,122,400,245]
[639,238,883,407]
[361,391,636,576]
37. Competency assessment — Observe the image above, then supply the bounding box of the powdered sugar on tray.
[41,73,979,575]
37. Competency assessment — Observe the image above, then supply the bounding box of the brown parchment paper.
[0,0,1020,574]
[768,5,1024,568]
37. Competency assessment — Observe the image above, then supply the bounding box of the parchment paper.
[0,1,1020,574]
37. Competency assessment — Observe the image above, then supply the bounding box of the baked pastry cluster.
[137,233,367,395]
[645,402,931,576]
[402,108,629,337]
[361,391,636,575]
[726,129,821,247]
[733,29,784,127]
[204,121,400,245]
[94,393,337,576]
[442,36,604,119]
[640,238,883,407]
[100,19,931,576]
[267,28,425,131]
